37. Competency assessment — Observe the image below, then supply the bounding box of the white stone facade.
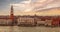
[17,17,35,25]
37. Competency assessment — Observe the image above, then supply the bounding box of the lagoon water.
[0,26,60,32]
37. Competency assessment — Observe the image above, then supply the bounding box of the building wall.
[45,20,52,26]
[0,19,12,25]
[17,17,35,25]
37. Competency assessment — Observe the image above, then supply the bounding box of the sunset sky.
[0,0,60,16]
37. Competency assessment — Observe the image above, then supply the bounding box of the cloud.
[10,0,33,12]
[32,0,54,7]
[20,0,31,4]
[36,8,60,16]
[0,0,28,11]
[0,0,60,16]
[32,0,60,11]
[0,0,30,15]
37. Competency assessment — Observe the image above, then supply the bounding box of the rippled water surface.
[0,26,60,32]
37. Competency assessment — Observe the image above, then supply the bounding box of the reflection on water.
[0,26,60,32]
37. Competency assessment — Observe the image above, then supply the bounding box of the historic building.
[17,16,35,26]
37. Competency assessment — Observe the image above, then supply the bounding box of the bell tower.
[10,5,14,21]
[10,5,18,26]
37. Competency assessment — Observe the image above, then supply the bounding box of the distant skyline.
[0,0,60,16]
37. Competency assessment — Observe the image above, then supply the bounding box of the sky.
[0,0,60,16]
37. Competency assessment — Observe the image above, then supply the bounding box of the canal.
[0,26,60,32]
